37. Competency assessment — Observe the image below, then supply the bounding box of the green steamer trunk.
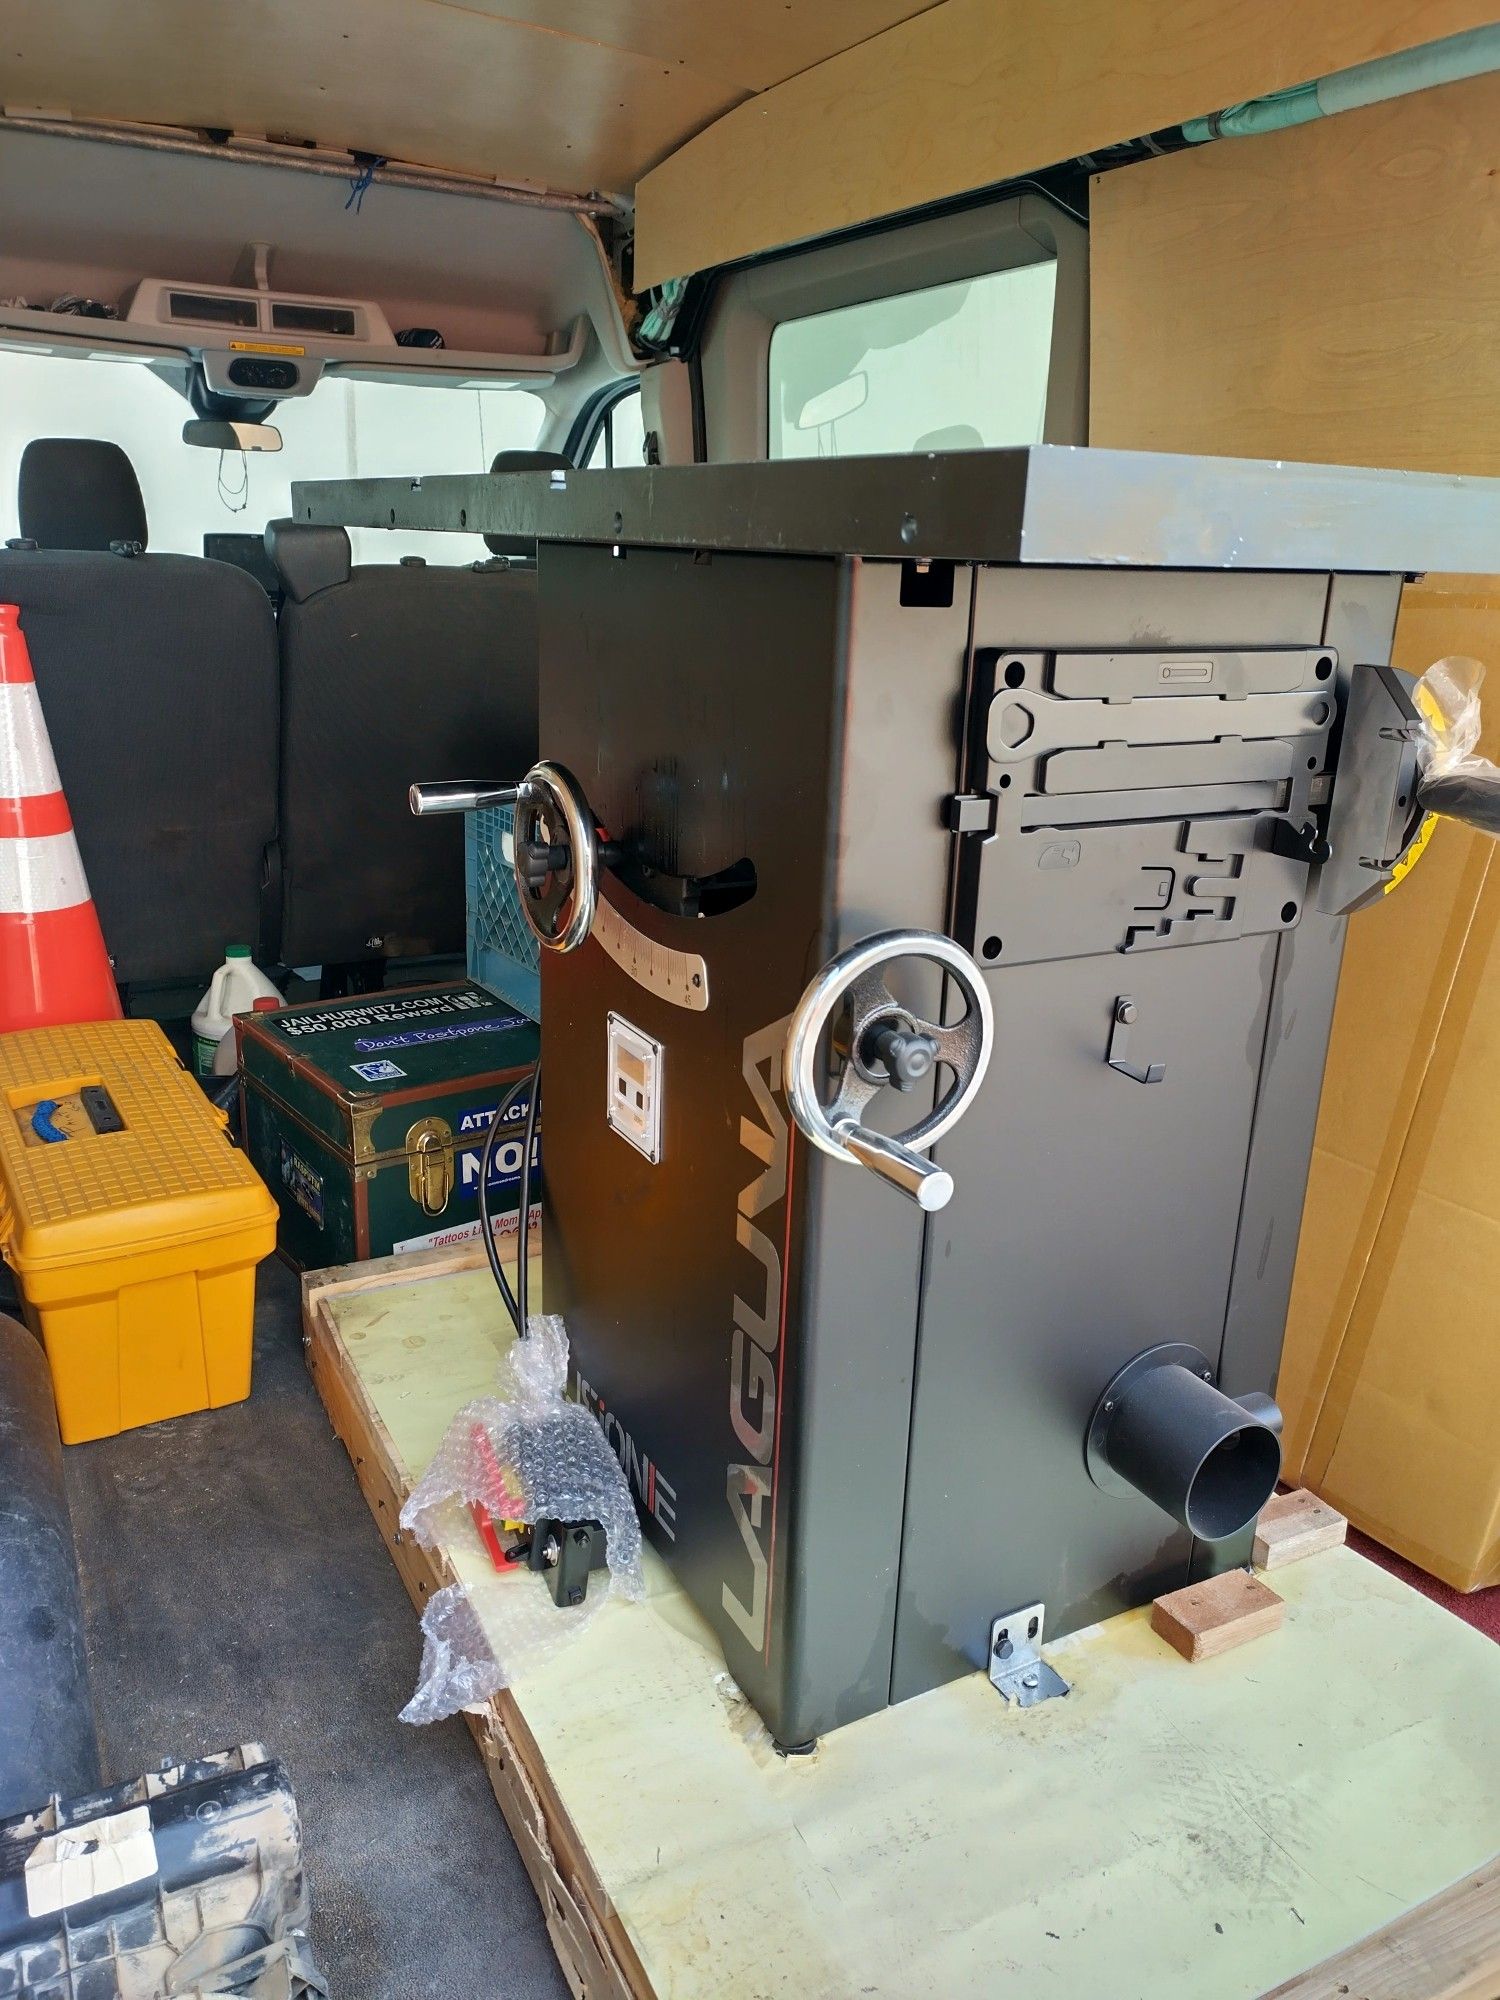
[236,982,540,1270]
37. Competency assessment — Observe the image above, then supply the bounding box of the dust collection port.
[1086,1342,1283,1541]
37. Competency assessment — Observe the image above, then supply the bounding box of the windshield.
[0,347,545,562]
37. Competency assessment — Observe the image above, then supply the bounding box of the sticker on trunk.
[279,1141,325,1225]
[394,1202,541,1255]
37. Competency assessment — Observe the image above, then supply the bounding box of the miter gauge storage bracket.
[1315,662,1428,915]
[950,645,1342,966]
[784,929,994,1213]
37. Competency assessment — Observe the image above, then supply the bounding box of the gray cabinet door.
[893,916,1278,1701]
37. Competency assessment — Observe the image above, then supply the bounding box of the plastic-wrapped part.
[1413,655,1500,839]
[398,1314,644,1723]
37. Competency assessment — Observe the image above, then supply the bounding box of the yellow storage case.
[0,1020,277,1443]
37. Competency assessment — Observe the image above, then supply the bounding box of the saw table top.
[293,446,1500,573]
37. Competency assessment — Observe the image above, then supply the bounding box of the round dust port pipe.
[1085,1342,1283,1543]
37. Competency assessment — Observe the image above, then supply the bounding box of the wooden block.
[1254,1488,1348,1572]
[1151,1570,1284,1663]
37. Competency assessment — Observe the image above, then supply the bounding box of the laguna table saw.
[295,447,1500,1745]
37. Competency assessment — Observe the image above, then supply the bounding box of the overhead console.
[121,276,393,399]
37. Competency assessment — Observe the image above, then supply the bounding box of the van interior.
[1,9,1498,1999]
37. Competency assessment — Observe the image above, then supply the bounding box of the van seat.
[0,440,278,987]
[265,520,537,968]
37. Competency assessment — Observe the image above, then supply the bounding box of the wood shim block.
[1254,1489,1348,1572]
[1151,1570,1284,1663]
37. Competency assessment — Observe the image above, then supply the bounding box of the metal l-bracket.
[988,1602,1070,1708]
[1107,997,1165,1084]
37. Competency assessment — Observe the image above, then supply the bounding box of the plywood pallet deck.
[303,1245,1500,2000]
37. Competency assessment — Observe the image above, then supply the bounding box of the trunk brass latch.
[406,1116,454,1214]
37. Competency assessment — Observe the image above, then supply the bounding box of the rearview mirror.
[796,374,868,433]
[181,419,282,453]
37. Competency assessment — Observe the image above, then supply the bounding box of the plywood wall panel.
[633,0,1498,284]
[1089,71,1500,473]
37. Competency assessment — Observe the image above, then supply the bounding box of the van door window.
[584,386,646,469]
[768,262,1057,460]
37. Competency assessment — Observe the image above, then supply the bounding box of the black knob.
[864,1022,939,1092]
[516,837,570,884]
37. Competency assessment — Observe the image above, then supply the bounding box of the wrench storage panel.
[954,638,1340,965]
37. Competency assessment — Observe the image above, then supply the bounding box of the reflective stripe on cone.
[0,679,64,798]
[0,827,92,915]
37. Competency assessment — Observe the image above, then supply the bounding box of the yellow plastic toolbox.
[0,1020,277,1443]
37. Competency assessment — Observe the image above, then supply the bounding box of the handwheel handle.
[785,928,994,1209]
[835,1121,956,1212]
[409,779,520,817]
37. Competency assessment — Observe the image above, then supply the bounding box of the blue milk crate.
[465,804,541,1020]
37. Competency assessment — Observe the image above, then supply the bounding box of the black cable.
[478,1066,535,1334]
[515,1064,541,1336]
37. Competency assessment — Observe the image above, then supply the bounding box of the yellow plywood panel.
[633,0,1499,284]
[311,1253,1500,2000]
[1089,71,1500,473]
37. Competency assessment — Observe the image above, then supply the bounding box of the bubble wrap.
[398,1314,644,1724]
[1412,656,1500,839]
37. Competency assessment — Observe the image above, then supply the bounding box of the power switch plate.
[606,1013,663,1163]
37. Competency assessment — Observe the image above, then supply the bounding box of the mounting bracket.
[988,1602,1070,1709]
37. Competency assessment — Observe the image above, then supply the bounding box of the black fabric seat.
[0,439,278,986]
[481,448,572,561]
[265,520,538,967]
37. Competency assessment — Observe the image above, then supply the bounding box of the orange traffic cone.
[0,603,122,1029]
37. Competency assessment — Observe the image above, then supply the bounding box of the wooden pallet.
[303,1245,1500,2000]
[303,1243,647,2000]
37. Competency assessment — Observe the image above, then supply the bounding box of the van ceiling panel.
[0,127,617,364]
[0,0,941,198]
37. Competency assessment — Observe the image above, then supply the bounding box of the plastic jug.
[191,947,281,1077]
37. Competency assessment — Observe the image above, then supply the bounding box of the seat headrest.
[264,519,352,602]
[18,439,148,551]
[484,448,572,557]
